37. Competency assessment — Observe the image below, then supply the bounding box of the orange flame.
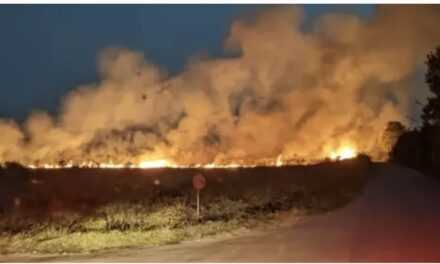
[329,146,357,161]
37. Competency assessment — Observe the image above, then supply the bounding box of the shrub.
[204,198,249,221]
[94,200,188,231]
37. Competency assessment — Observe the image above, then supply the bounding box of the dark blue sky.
[0,4,374,121]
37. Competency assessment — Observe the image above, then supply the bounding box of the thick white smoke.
[1,5,440,166]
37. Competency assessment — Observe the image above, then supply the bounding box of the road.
[2,163,440,262]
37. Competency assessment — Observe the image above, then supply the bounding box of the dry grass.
[1,160,369,255]
[0,196,268,254]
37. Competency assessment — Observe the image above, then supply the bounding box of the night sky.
[0,4,374,121]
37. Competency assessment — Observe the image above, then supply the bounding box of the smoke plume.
[1,5,440,166]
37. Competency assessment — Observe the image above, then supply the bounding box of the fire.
[329,146,357,161]
[275,155,284,167]
[138,159,174,168]
[21,150,358,170]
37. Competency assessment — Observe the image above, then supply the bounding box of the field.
[0,157,370,255]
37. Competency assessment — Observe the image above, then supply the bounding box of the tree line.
[387,46,440,176]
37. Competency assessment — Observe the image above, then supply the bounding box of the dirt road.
[2,163,440,262]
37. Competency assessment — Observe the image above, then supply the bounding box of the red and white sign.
[192,173,206,190]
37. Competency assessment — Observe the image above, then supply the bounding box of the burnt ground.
[0,157,370,215]
[2,162,440,262]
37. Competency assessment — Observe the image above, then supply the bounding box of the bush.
[204,198,249,221]
[356,153,371,170]
[95,200,188,231]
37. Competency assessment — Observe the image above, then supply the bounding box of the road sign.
[192,173,206,190]
[192,174,206,219]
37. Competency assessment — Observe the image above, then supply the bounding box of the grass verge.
[0,173,366,255]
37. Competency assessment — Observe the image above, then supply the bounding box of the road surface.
[2,163,440,262]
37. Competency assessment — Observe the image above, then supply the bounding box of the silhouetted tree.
[381,121,406,156]
[390,130,424,169]
[422,46,440,126]
[390,46,440,176]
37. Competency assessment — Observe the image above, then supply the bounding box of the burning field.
[0,157,370,254]
[0,4,440,257]
[1,6,440,169]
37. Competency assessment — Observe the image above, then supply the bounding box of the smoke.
[1,5,440,165]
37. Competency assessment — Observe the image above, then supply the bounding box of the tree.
[390,130,423,169]
[381,121,406,156]
[422,46,440,126]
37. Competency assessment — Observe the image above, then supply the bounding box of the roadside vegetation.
[387,45,440,179]
[0,172,365,255]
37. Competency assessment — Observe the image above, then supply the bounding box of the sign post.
[196,189,200,219]
[192,173,206,219]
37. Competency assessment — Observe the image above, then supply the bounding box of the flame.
[138,159,174,168]
[329,146,357,161]
[276,154,284,167]
[21,151,357,170]
[25,159,273,169]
